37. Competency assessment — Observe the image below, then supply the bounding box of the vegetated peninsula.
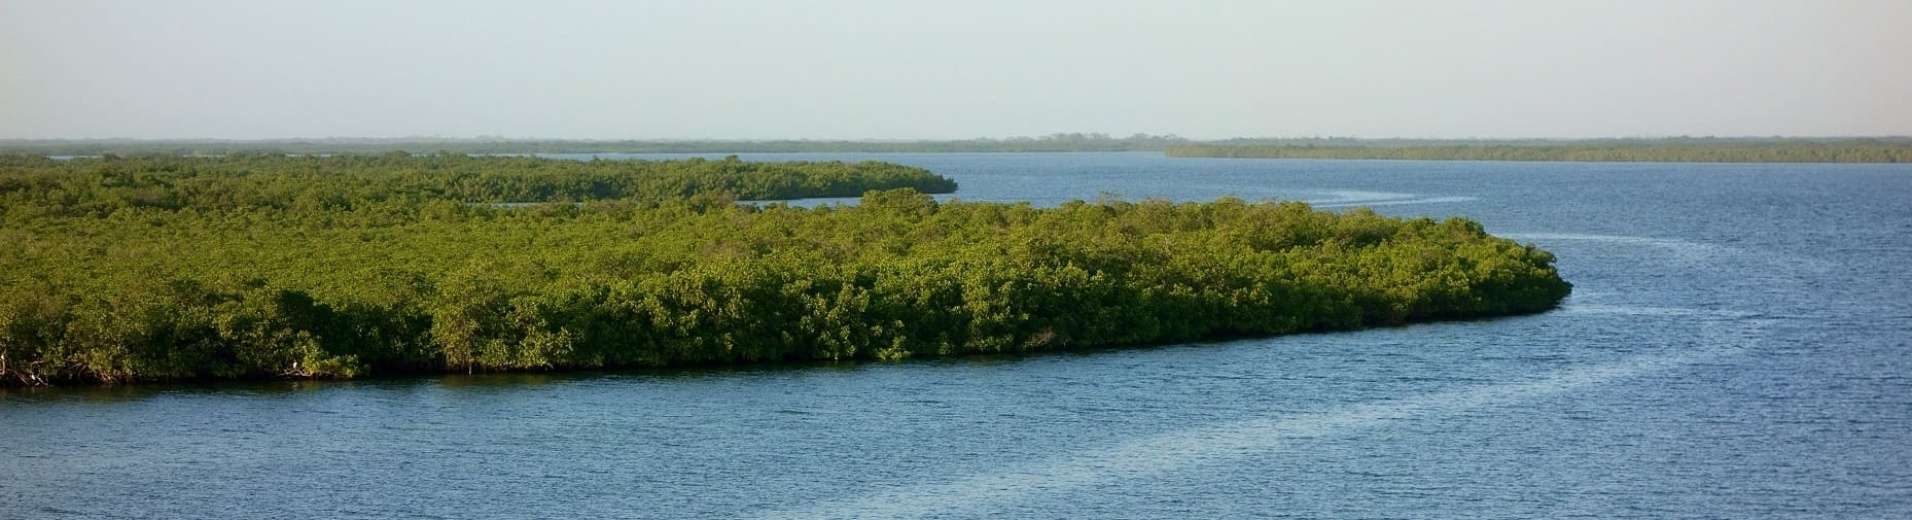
[1165,137,1912,163]
[0,154,1570,386]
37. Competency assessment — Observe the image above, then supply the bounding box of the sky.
[3,0,1909,140]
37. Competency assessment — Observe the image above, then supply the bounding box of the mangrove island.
[0,154,1570,385]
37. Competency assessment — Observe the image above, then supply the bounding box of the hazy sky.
[4,0,1908,140]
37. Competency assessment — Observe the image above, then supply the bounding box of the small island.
[0,154,1569,385]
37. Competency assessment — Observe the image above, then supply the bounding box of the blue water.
[5,153,1910,519]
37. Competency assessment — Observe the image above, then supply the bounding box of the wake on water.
[756,230,1787,520]
[754,320,1763,520]
[1303,190,1476,209]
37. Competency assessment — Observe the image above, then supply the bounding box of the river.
[5,153,1910,519]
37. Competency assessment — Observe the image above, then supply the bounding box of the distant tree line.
[0,154,1568,385]
[0,153,956,215]
[1166,139,1912,163]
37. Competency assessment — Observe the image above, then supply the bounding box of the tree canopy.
[1,154,1569,385]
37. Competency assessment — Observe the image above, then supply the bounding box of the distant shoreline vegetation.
[1,154,1569,386]
[1166,138,1912,163]
[0,152,958,208]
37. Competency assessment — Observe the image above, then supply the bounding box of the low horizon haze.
[3,0,1908,140]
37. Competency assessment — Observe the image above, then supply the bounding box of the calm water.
[5,153,1910,519]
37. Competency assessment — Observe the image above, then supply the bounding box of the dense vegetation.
[0,153,956,212]
[0,155,1569,386]
[1166,139,1912,163]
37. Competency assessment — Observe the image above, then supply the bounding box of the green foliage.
[0,155,1569,385]
[0,154,954,216]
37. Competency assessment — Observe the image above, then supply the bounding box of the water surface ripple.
[5,154,1909,519]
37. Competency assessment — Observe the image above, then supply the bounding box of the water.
[5,153,1911,519]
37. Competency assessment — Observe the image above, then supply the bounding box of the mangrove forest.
[0,154,1570,385]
